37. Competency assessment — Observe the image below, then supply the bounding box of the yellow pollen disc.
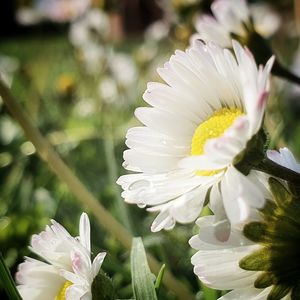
[55,281,72,300]
[191,107,244,176]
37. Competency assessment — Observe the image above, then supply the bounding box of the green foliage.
[0,253,22,300]
[154,264,165,294]
[130,238,157,300]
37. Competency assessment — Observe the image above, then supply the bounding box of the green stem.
[0,80,195,300]
[103,130,134,233]
[272,60,300,86]
[0,252,22,300]
[254,157,300,184]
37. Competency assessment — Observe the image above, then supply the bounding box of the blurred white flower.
[80,44,106,75]
[69,9,110,47]
[98,77,118,103]
[192,0,280,47]
[16,213,106,300]
[17,0,91,24]
[69,9,110,75]
[145,21,170,42]
[267,147,300,173]
[117,40,274,232]
[109,53,137,87]
[250,3,280,38]
[74,98,96,117]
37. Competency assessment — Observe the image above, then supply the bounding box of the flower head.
[16,213,106,300]
[190,176,300,299]
[192,0,280,48]
[117,40,274,231]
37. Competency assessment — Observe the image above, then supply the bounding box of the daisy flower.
[16,213,106,300]
[191,0,280,48]
[190,175,300,299]
[117,40,274,232]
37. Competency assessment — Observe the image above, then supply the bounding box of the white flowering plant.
[1,0,300,300]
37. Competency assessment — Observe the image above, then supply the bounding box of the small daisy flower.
[191,0,280,48]
[16,213,106,300]
[117,40,274,232]
[69,9,109,48]
[190,177,300,300]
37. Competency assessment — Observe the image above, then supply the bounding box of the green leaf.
[130,238,157,300]
[254,272,274,288]
[0,252,22,300]
[239,248,272,271]
[268,284,290,300]
[154,264,165,294]
[269,178,292,207]
[201,283,218,300]
[243,222,267,243]
[291,284,300,300]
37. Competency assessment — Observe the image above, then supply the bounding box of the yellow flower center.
[191,107,243,176]
[55,281,72,300]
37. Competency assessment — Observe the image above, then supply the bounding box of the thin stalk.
[273,61,300,86]
[103,130,134,233]
[0,81,195,300]
[255,157,300,185]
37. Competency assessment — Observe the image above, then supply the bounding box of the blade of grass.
[0,252,22,300]
[201,283,218,300]
[103,130,133,233]
[154,263,165,294]
[0,80,195,300]
[131,238,157,300]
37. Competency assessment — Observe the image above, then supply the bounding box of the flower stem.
[103,130,134,233]
[0,81,195,300]
[273,60,300,86]
[255,157,300,184]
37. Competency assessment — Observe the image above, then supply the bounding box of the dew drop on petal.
[161,139,168,146]
[128,179,151,191]
[137,202,147,208]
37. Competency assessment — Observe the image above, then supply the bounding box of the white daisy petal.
[267,147,300,173]
[190,217,266,296]
[219,287,272,300]
[221,167,265,225]
[79,213,91,253]
[92,252,106,278]
[135,107,195,139]
[150,210,175,232]
[66,284,88,300]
